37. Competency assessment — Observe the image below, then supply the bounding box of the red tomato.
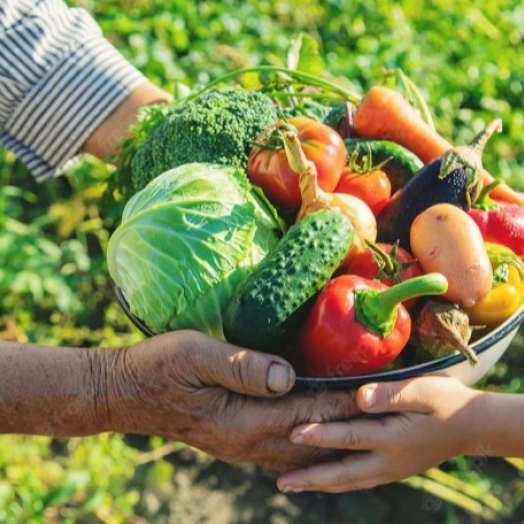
[345,241,422,310]
[247,116,347,209]
[299,275,411,377]
[346,242,422,284]
[335,166,392,216]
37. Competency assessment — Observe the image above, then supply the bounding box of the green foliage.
[0,186,90,316]
[0,0,523,522]
[0,434,140,523]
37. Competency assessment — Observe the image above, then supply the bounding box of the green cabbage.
[107,163,284,338]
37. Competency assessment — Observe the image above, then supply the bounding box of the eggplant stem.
[439,118,502,206]
[470,118,503,155]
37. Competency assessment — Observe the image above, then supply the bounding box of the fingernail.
[267,362,292,393]
[280,485,303,494]
[291,432,304,444]
[363,384,378,408]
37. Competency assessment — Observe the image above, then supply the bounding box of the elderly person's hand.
[0,331,358,472]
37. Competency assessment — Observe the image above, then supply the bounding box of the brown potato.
[410,203,492,307]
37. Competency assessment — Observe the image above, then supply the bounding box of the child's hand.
[277,376,485,493]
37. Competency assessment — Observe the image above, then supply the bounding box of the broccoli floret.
[130,87,279,192]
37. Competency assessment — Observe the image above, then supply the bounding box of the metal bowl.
[114,285,524,390]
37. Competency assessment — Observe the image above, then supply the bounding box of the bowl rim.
[114,284,156,338]
[113,284,524,389]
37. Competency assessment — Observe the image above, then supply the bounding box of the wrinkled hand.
[102,330,359,472]
[277,376,484,492]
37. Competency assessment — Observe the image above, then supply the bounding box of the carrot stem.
[394,69,436,130]
[185,65,362,105]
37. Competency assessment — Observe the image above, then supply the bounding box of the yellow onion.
[281,127,377,264]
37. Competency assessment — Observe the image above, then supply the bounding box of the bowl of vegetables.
[109,64,524,391]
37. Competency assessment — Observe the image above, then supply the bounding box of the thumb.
[356,378,435,414]
[186,333,296,397]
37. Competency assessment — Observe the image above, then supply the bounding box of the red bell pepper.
[468,181,524,257]
[298,272,448,377]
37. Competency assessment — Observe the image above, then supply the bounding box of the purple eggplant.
[376,119,502,250]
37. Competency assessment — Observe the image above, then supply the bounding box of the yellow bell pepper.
[465,242,524,328]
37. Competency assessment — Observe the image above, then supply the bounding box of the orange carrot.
[353,85,524,206]
[354,85,451,163]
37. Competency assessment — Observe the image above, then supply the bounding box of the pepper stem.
[355,273,448,338]
[473,180,502,211]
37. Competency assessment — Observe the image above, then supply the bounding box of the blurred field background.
[1,0,524,522]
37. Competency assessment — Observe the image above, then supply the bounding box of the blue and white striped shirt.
[0,0,147,181]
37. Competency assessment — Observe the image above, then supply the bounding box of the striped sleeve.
[0,0,147,181]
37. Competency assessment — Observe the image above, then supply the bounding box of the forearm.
[0,0,171,180]
[81,82,172,161]
[466,391,524,458]
[0,341,113,436]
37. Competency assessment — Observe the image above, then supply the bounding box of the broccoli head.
[131,87,279,191]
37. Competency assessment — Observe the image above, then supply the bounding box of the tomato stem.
[355,273,448,337]
[365,240,417,284]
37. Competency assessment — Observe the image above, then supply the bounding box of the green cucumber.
[222,209,354,351]
[345,138,424,192]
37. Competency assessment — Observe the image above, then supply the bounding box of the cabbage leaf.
[107,163,284,338]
